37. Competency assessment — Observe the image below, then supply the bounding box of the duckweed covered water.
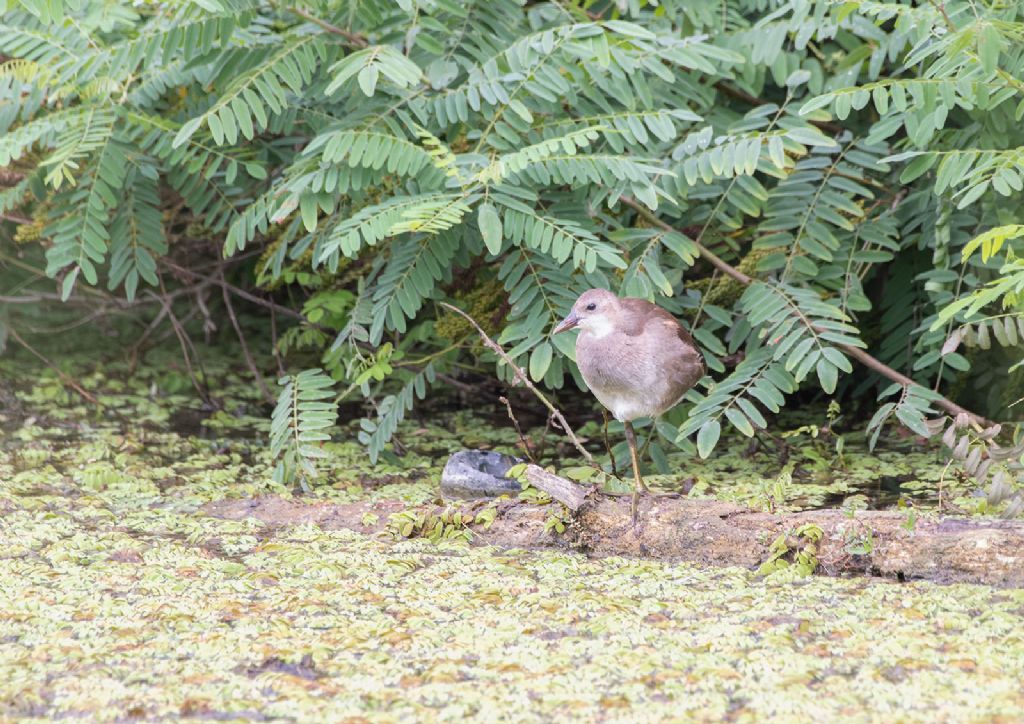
[2,349,1022,720]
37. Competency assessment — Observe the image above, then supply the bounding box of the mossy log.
[521,465,1024,587]
[205,467,1024,587]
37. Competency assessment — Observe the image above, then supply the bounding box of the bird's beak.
[552,310,579,335]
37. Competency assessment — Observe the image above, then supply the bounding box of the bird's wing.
[618,298,706,386]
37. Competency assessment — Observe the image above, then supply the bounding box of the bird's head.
[552,288,619,338]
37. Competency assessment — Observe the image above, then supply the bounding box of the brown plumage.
[552,288,705,521]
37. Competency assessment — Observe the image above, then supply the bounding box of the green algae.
[4,484,1024,721]
[2,349,1024,720]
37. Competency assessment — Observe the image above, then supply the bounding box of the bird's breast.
[576,335,669,421]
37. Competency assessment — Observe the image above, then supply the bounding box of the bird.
[552,288,705,522]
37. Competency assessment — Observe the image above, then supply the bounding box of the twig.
[288,6,368,47]
[160,259,309,324]
[536,411,553,463]
[500,395,536,463]
[147,282,213,407]
[221,275,274,404]
[937,458,953,515]
[8,327,100,405]
[270,306,286,377]
[144,305,203,355]
[619,196,995,428]
[714,81,843,134]
[927,0,954,30]
[439,302,594,464]
[436,372,476,394]
[602,409,619,477]
[1,281,214,308]
[127,306,170,372]
[0,294,64,303]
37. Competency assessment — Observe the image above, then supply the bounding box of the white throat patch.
[581,313,615,339]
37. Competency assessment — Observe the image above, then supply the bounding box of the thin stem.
[393,342,464,367]
[8,327,100,405]
[500,396,536,463]
[159,259,308,324]
[439,302,594,464]
[287,6,368,47]
[221,275,274,404]
[148,279,213,407]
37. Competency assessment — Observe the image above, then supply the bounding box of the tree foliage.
[1,0,1022,490]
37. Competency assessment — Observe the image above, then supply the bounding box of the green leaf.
[895,405,931,438]
[529,341,553,381]
[696,419,721,459]
[478,202,503,255]
[956,180,989,209]
[786,126,839,148]
[60,268,79,301]
[979,24,1001,74]
[816,358,838,394]
[358,65,379,96]
[725,407,754,437]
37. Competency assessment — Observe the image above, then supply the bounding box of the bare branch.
[220,273,274,404]
[8,327,100,405]
[439,302,594,464]
[288,6,368,47]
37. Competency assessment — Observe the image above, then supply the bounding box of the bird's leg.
[602,409,619,477]
[632,418,682,499]
[623,421,646,524]
[629,421,651,493]
[637,419,655,468]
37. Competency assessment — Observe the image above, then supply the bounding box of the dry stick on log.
[208,482,1024,586]
[523,463,593,511]
[619,196,995,428]
[439,302,595,464]
[8,327,100,405]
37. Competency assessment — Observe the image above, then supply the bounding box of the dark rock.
[440,450,524,500]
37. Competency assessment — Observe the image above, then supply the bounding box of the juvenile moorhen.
[553,289,705,520]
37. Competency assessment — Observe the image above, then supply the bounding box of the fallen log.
[204,470,1024,587]
[524,466,1024,587]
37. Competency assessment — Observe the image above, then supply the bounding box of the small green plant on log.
[843,525,875,557]
[752,469,794,514]
[387,504,497,544]
[758,524,823,581]
[544,509,570,536]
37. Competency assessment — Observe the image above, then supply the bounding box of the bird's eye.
[585,303,596,311]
